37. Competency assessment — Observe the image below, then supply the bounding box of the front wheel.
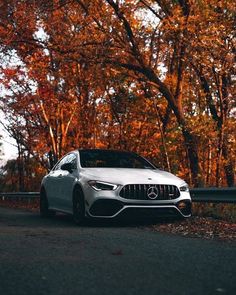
[73,187,85,225]
[40,188,56,218]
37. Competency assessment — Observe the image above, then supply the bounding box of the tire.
[40,188,56,218]
[73,186,85,225]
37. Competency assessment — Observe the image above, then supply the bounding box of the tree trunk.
[222,138,235,186]
[182,128,200,186]
[194,69,234,187]
[206,139,212,185]
[17,145,24,192]
[140,67,201,186]
[155,104,171,172]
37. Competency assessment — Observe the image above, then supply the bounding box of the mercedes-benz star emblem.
[147,186,159,200]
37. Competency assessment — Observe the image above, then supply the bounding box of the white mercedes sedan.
[40,149,191,224]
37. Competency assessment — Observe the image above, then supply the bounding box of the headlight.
[179,185,189,192]
[88,180,118,191]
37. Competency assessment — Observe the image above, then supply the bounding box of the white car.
[40,149,191,224]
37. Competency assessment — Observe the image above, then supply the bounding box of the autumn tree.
[73,0,235,186]
[0,0,103,167]
[187,1,236,186]
[71,0,203,185]
[0,0,235,188]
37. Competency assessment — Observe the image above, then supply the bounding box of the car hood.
[80,168,185,186]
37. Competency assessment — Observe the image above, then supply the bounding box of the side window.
[66,154,77,169]
[52,158,65,171]
[53,163,60,171]
[52,153,77,171]
[52,155,70,171]
[59,155,71,168]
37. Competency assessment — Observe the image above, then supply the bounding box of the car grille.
[119,184,180,200]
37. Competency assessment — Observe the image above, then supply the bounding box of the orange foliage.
[0,0,235,189]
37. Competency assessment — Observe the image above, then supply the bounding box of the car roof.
[77,149,136,154]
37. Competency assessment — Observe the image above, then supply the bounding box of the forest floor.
[150,216,236,242]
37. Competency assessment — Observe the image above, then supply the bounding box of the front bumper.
[87,199,192,219]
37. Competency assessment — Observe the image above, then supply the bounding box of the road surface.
[0,207,235,295]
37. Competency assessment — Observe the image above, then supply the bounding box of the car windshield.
[79,150,156,169]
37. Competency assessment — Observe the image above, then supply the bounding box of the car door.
[58,153,78,212]
[45,156,68,208]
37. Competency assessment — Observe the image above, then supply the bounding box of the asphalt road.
[0,207,235,295]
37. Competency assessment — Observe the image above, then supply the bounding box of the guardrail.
[0,192,40,199]
[0,188,236,203]
[0,192,40,205]
[190,188,236,203]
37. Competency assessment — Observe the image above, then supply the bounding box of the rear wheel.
[73,187,85,225]
[40,188,56,218]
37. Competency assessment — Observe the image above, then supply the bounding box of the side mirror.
[61,162,74,173]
